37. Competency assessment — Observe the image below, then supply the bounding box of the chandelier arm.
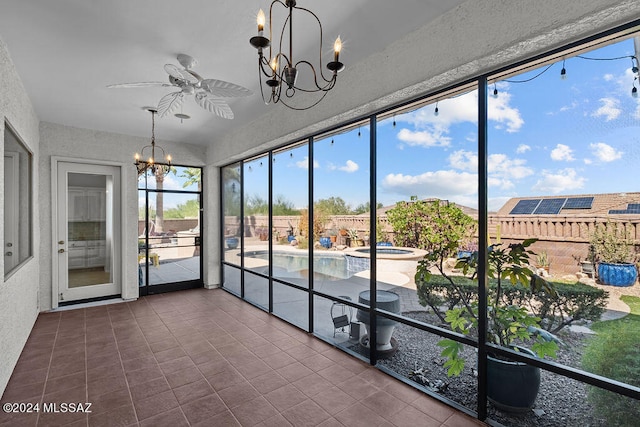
[267,0,287,61]
[294,5,333,83]
[279,88,330,111]
[278,14,292,68]
[258,55,276,79]
[291,60,337,92]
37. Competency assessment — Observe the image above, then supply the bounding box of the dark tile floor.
[0,288,484,426]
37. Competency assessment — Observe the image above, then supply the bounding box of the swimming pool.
[245,250,351,280]
[244,246,427,280]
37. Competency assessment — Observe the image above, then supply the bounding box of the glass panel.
[273,281,309,330]
[244,271,268,309]
[243,156,269,259]
[377,324,477,413]
[313,123,370,300]
[3,125,32,276]
[144,191,200,286]
[376,90,479,335]
[272,143,309,288]
[223,264,241,296]
[314,294,368,362]
[487,33,640,398]
[222,163,241,265]
[67,172,112,288]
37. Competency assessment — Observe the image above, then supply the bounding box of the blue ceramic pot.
[597,262,637,287]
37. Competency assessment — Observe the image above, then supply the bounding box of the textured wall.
[38,122,207,309]
[0,37,41,397]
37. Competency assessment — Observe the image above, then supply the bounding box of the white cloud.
[397,128,451,147]
[583,158,593,165]
[338,160,359,173]
[395,90,524,149]
[516,144,531,154]
[381,170,477,199]
[531,168,586,194]
[488,153,534,180]
[603,73,614,81]
[488,91,524,133]
[449,150,477,171]
[448,150,533,191]
[296,156,319,169]
[589,142,622,162]
[592,97,621,121]
[550,144,575,162]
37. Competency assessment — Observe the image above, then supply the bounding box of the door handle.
[58,240,65,245]
[58,249,65,253]
[5,252,12,256]
[6,242,12,247]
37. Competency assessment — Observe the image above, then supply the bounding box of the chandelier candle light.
[134,109,172,176]
[249,0,345,110]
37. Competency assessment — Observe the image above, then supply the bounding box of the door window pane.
[3,125,32,276]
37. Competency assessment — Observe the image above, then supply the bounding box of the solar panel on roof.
[509,199,541,215]
[533,198,566,215]
[609,203,640,214]
[609,210,626,214]
[563,197,594,209]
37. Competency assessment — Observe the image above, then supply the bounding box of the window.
[4,124,33,277]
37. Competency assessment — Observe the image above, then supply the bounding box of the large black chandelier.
[249,0,345,110]
[134,109,172,176]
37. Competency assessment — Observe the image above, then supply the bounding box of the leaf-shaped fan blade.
[164,64,199,84]
[157,92,184,118]
[106,82,171,88]
[194,92,234,119]
[201,79,253,98]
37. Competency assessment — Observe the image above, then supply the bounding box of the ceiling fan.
[107,53,253,120]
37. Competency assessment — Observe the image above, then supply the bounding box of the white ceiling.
[0,0,466,146]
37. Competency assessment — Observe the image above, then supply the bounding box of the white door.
[4,153,19,274]
[56,162,121,303]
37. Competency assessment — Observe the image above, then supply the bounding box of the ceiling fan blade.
[164,64,198,84]
[106,82,171,88]
[195,92,234,119]
[157,92,184,118]
[201,79,253,98]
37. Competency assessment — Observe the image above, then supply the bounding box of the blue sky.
[231,35,640,213]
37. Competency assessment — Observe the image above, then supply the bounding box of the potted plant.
[589,220,638,287]
[328,228,338,244]
[411,202,558,412]
[256,225,269,241]
[347,228,360,247]
[535,250,550,274]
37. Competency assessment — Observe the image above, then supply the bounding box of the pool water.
[247,251,350,280]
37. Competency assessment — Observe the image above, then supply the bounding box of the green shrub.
[417,275,608,333]
[581,296,640,426]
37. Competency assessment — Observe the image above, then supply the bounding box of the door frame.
[51,157,128,309]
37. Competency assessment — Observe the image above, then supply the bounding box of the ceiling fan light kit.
[250,0,345,110]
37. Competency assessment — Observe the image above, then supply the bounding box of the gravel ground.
[352,311,608,427]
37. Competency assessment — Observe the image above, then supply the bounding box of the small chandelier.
[134,109,172,176]
[249,0,345,110]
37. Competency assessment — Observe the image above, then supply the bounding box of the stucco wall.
[38,122,207,310]
[0,37,41,397]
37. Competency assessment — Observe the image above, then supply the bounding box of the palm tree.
[180,167,202,230]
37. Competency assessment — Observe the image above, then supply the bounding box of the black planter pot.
[487,346,540,412]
